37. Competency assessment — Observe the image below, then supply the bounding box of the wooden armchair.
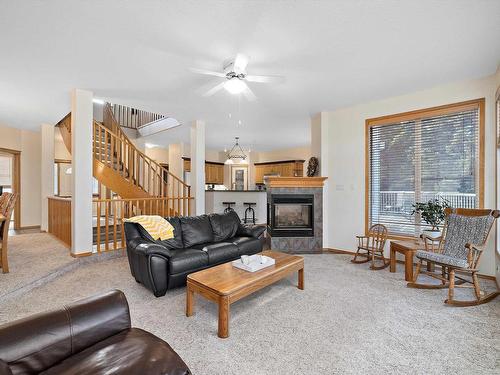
[407,208,499,306]
[0,192,18,273]
[351,224,389,270]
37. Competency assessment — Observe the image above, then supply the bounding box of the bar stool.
[223,201,236,213]
[243,202,256,224]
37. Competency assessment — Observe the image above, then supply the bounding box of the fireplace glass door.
[269,194,314,237]
[275,204,312,229]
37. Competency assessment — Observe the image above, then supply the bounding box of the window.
[366,99,484,237]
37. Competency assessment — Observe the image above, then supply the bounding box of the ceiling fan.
[190,53,283,101]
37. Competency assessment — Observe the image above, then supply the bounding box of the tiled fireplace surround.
[266,185,324,254]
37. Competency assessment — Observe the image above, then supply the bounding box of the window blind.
[368,105,481,236]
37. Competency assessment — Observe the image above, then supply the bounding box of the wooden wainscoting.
[48,197,71,247]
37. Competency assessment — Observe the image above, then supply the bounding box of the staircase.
[54,103,193,251]
[57,103,191,201]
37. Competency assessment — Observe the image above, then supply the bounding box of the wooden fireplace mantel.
[265,177,328,188]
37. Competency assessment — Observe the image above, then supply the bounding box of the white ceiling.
[1,0,499,151]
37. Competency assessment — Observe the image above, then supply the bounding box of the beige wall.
[54,128,71,160]
[145,146,169,164]
[0,124,41,227]
[323,74,497,276]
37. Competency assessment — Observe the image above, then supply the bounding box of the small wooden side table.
[389,240,427,281]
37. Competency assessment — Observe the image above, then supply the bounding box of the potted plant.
[411,197,450,239]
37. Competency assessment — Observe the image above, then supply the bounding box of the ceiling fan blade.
[246,74,285,83]
[202,81,226,97]
[189,67,226,78]
[242,83,257,101]
[233,53,249,73]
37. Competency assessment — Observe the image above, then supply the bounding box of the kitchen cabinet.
[183,158,224,184]
[254,160,305,184]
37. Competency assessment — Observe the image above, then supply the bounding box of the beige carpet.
[0,233,77,301]
[0,234,499,374]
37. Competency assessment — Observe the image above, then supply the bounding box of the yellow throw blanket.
[125,215,174,241]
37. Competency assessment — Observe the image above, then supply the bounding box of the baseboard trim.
[18,225,41,230]
[70,252,93,258]
[322,248,497,283]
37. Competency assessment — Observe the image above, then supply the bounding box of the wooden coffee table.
[186,250,304,338]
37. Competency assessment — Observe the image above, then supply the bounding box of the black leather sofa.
[0,290,191,375]
[124,211,266,297]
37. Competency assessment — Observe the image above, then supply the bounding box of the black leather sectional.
[124,211,266,297]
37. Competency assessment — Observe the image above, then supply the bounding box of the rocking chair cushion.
[415,250,469,269]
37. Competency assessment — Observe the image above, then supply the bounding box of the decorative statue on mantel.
[306,157,319,177]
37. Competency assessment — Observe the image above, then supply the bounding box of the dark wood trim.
[54,158,71,164]
[254,159,305,166]
[182,157,224,166]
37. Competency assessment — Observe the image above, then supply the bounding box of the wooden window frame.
[365,98,485,239]
[0,148,21,230]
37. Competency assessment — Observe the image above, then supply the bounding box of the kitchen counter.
[205,190,267,224]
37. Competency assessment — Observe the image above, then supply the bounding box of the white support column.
[190,120,205,215]
[40,123,54,232]
[318,112,330,247]
[71,89,93,255]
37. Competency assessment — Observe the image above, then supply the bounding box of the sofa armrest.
[129,238,172,258]
[237,224,266,239]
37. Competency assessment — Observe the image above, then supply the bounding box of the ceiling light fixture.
[224,78,246,94]
[224,137,247,164]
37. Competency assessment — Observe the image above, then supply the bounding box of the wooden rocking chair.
[0,192,18,273]
[352,224,389,270]
[407,208,499,307]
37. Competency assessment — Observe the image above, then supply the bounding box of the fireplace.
[268,194,314,237]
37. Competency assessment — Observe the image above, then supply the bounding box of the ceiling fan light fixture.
[224,78,246,94]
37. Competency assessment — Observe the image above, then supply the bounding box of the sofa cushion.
[135,217,184,249]
[228,236,262,256]
[168,248,208,274]
[180,215,214,247]
[208,211,240,242]
[40,328,191,375]
[192,242,240,265]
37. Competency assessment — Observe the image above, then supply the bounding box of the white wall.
[0,124,41,227]
[323,74,497,276]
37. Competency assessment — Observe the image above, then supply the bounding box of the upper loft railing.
[109,102,166,130]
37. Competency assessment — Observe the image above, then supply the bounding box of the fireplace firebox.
[268,194,314,237]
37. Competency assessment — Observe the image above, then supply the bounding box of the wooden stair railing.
[100,103,191,204]
[54,104,192,211]
[110,103,166,130]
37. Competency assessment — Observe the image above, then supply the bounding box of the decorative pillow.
[208,211,240,242]
[180,215,214,247]
[125,215,174,241]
